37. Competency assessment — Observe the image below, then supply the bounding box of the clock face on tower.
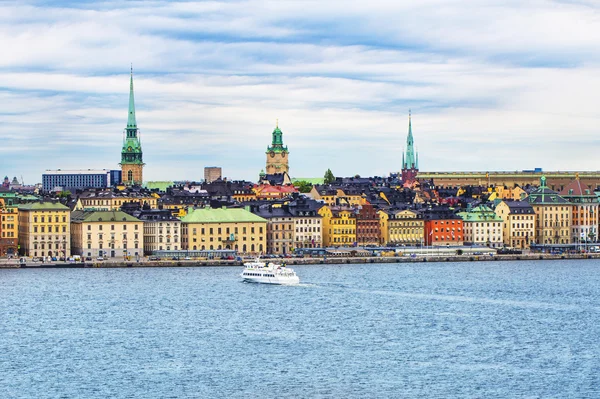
[270,151,275,158]
[127,146,133,152]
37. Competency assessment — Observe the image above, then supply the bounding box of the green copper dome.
[266,121,288,154]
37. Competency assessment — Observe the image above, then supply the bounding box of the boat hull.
[241,274,299,285]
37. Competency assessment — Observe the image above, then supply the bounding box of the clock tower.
[120,67,144,186]
[265,120,289,175]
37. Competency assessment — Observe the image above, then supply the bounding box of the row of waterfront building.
[1,173,599,258]
[3,68,599,259]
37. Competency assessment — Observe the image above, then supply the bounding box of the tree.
[294,180,313,193]
[324,169,335,184]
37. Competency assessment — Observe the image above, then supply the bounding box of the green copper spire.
[121,66,143,167]
[127,65,137,130]
[403,110,417,170]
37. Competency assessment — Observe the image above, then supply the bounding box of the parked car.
[85,257,92,261]
[149,256,159,261]
[32,257,40,262]
[51,257,57,261]
[96,256,104,261]
[183,257,191,260]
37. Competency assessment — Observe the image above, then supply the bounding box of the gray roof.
[527,187,570,205]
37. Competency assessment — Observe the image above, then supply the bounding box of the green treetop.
[324,169,335,184]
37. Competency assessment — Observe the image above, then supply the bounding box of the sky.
[2,0,600,184]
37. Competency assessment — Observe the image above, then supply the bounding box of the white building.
[458,205,504,248]
[133,209,181,255]
[289,198,323,249]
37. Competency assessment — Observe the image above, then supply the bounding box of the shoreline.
[3,253,600,268]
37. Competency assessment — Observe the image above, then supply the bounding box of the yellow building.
[388,209,424,246]
[233,188,256,202]
[495,201,536,249]
[71,210,143,259]
[0,198,18,256]
[78,190,157,211]
[318,206,356,247]
[18,202,71,258]
[181,207,267,254]
[310,186,337,205]
[378,210,390,245]
[527,177,572,245]
[494,185,527,201]
[309,186,364,207]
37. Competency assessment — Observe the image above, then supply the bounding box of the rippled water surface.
[2,260,600,398]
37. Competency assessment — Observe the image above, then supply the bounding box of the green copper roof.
[143,181,174,192]
[457,205,503,222]
[127,67,137,129]
[266,120,288,153]
[71,210,141,223]
[19,202,70,211]
[292,178,325,184]
[527,177,570,205]
[181,207,267,224]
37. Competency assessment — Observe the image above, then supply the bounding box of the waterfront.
[2,260,599,398]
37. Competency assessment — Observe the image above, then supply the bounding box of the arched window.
[128,170,133,182]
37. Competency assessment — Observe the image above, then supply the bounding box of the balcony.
[222,234,237,244]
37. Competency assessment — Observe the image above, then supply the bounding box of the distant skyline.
[3,0,600,184]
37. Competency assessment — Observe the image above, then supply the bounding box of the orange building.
[423,209,464,246]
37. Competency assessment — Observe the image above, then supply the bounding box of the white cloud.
[2,0,600,183]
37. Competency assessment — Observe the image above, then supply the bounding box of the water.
[1,260,600,398]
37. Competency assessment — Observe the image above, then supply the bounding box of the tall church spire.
[401,110,419,186]
[403,110,416,169]
[120,65,144,186]
[127,65,137,130]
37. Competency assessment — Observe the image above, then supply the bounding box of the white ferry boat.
[241,258,300,285]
